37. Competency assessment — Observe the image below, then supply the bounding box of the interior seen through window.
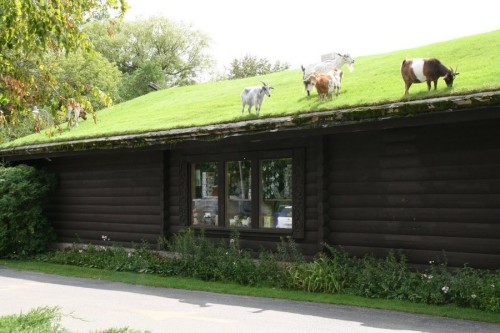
[190,157,293,229]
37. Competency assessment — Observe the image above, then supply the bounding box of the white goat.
[240,82,273,116]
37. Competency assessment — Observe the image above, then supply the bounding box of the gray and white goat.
[240,82,273,116]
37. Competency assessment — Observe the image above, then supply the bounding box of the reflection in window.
[187,154,297,232]
[191,162,218,226]
[226,160,252,227]
[260,158,292,229]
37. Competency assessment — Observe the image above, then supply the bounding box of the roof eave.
[1,91,500,158]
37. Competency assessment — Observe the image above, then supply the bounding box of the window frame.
[179,148,304,239]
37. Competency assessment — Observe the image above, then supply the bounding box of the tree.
[55,50,122,107]
[0,0,127,126]
[84,17,213,99]
[227,55,290,80]
[119,61,165,101]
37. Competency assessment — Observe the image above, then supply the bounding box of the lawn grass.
[2,29,499,148]
[2,259,499,324]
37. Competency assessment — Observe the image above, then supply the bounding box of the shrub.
[435,264,499,313]
[350,251,418,300]
[0,164,57,257]
[166,228,261,285]
[0,306,67,333]
[255,249,289,288]
[289,254,345,293]
[33,231,500,313]
[39,241,165,275]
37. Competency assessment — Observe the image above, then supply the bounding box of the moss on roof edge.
[1,90,499,157]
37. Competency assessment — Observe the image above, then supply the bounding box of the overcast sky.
[124,0,499,72]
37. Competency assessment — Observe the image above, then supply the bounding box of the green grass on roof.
[3,29,500,148]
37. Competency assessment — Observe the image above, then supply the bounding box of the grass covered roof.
[1,30,499,154]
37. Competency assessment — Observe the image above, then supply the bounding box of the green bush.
[350,251,419,300]
[0,164,56,257]
[167,228,261,285]
[34,231,500,313]
[0,306,67,333]
[39,241,162,275]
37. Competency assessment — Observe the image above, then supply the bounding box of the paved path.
[0,266,498,333]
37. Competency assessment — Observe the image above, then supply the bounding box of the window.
[191,162,219,226]
[182,149,304,237]
[226,160,252,227]
[260,158,293,229]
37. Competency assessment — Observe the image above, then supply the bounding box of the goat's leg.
[404,82,411,95]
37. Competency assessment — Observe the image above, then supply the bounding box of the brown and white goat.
[401,58,459,95]
[66,99,87,128]
[301,53,354,96]
[305,68,343,101]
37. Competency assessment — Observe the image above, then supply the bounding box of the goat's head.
[343,54,355,72]
[303,74,317,96]
[261,81,273,97]
[444,66,460,87]
[341,53,355,64]
[80,109,88,120]
[335,53,355,72]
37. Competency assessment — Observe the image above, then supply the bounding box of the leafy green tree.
[119,61,165,101]
[84,17,213,99]
[228,55,290,80]
[55,50,122,107]
[0,0,127,125]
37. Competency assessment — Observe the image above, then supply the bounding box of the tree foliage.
[0,0,127,130]
[85,17,213,99]
[228,55,290,80]
[0,164,57,257]
[54,50,122,107]
[119,61,165,101]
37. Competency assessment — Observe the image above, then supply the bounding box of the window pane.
[226,160,252,227]
[260,158,292,229]
[191,162,219,226]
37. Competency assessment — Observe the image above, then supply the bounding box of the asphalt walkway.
[1,266,498,333]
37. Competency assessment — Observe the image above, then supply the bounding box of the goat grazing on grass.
[305,68,343,101]
[401,58,459,95]
[240,82,273,116]
[301,53,354,96]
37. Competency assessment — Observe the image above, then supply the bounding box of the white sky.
[124,0,499,72]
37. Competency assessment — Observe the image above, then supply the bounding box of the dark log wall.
[42,151,164,245]
[168,137,323,256]
[325,119,500,268]
[12,111,497,268]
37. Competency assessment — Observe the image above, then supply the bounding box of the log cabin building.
[1,91,500,269]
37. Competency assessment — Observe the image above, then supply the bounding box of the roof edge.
[1,90,500,158]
